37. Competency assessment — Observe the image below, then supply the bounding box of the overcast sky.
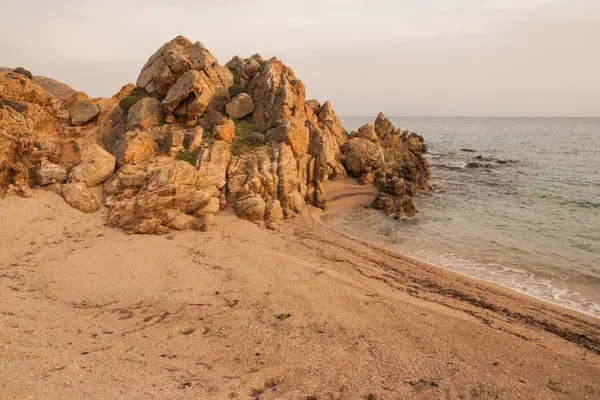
[1,0,598,116]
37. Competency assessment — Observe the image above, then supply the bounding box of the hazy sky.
[1,0,598,116]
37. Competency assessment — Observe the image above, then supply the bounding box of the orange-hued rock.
[225,93,254,119]
[249,58,307,129]
[126,97,161,131]
[69,100,100,126]
[213,119,235,143]
[68,144,116,187]
[266,117,310,158]
[1,35,430,230]
[136,36,232,119]
[62,182,100,213]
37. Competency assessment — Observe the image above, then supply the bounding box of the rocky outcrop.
[341,113,430,219]
[0,36,430,232]
[249,58,307,129]
[136,36,233,124]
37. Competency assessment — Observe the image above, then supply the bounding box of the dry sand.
[1,180,599,400]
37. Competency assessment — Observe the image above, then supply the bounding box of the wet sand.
[1,181,599,399]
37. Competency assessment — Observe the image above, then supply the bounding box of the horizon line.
[339,116,600,119]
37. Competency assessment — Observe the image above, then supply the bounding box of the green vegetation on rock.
[231,118,266,155]
[176,147,200,165]
[119,86,151,111]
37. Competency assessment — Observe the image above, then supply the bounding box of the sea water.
[330,117,600,317]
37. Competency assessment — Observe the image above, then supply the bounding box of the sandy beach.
[1,180,599,400]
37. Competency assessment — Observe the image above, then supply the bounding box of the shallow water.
[331,117,600,317]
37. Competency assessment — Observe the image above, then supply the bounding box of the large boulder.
[70,100,100,126]
[62,182,100,213]
[68,144,116,187]
[358,123,378,141]
[225,93,254,120]
[234,195,266,222]
[36,158,66,185]
[135,36,233,119]
[126,97,161,131]
[161,70,214,121]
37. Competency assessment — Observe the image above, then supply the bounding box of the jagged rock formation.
[342,114,430,219]
[0,36,430,233]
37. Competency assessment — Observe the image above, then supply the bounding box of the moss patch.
[0,99,27,113]
[176,147,200,165]
[231,118,267,155]
[119,87,151,111]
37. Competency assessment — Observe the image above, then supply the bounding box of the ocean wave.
[409,248,600,318]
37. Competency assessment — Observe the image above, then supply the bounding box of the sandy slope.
[0,182,599,400]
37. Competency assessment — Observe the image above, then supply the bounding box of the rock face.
[62,182,100,213]
[0,70,64,194]
[0,35,430,232]
[114,130,158,166]
[70,101,100,126]
[105,150,228,234]
[249,58,307,129]
[227,144,304,227]
[126,97,161,131]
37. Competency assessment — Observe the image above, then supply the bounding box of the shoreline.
[1,187,599,399]
[320,179,600,321]
[318,180,600,328]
